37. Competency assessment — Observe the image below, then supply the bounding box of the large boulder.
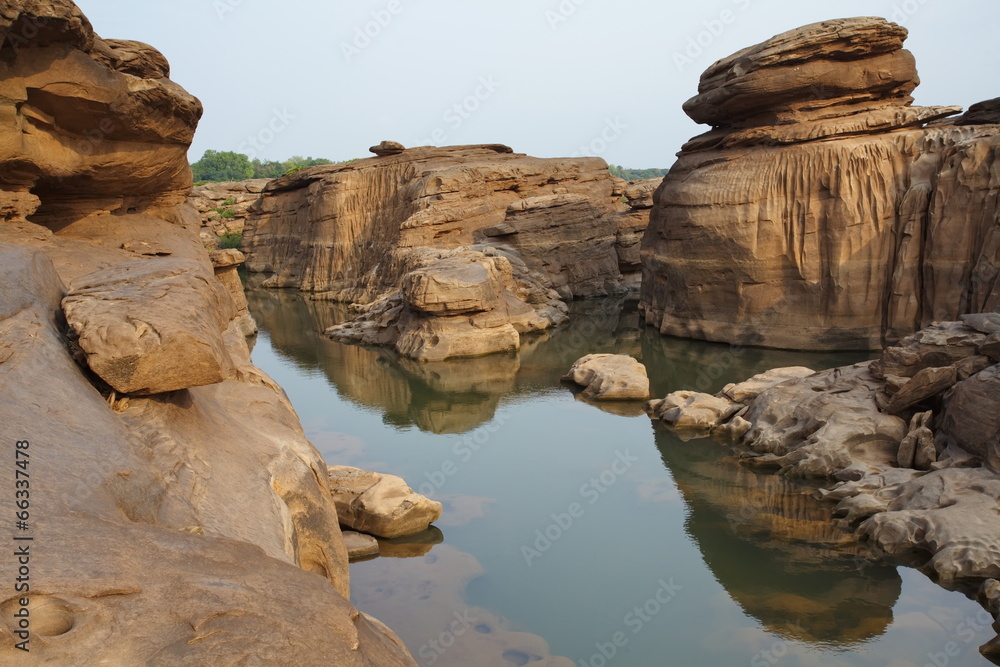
[327,247,567,361]
[640,17,1000,351]
[936,364,1000,470]
[0,245,412,663]
[327,466,443,539]
[563,354,650,400]
[0,2,415,662]
[63,259,236,395]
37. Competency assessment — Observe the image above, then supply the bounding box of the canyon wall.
[640,17,1000,350]
[0,1,413,663]
[242,145,640,302]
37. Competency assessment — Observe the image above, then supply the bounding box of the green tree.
[609,165,669,181]
[191,150,254,182]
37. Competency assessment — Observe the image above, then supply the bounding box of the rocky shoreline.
[2,2,999,664]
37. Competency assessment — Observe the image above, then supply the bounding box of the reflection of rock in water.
[351,545,573,667]
[376,526,445,559]
[247,288,519,433]
[655,427,902,645]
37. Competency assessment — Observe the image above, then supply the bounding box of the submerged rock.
[562,354,650,401]
[328,466,443,539]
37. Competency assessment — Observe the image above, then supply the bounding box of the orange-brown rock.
[242,144,633,301]
[0,2,413,663]
[640,17,1000,351]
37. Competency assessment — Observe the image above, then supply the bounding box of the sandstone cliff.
[243,144,635,300]
[242,144,650,360]
[640,17,1000,350]
[0,2,412,662]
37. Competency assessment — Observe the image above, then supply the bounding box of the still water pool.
[246,290,993,667]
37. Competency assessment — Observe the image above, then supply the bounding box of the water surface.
[247,291,993,667]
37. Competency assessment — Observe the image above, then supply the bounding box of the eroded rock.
[647,391,741,431]
[328,466,443,539]
[562,354,650,401]
[722,367,816,403]
[63,259,236,395]
[640,17,1000,351]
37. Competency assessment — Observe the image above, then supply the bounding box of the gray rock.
[885,366,958,414]
[962,312,1000,335]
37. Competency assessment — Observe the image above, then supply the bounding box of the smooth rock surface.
[647,391,741,431]
[328,466,443,539]
[343,531,381,562]
[722,367,816,403]
[743,364,908,478]
[563,354,650,401]
[63,259,236,395]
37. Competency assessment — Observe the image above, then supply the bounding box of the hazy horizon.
[78,0,999,167]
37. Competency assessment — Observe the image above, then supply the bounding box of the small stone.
[342,531,380,562]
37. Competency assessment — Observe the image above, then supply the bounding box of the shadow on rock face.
[653,426,902,645]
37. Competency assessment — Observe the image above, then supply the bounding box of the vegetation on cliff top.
[190,150,336,183]
[609,165,669,181]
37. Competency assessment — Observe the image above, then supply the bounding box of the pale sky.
[78,0,999,167]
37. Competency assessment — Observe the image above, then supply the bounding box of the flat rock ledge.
[647,315,1000,661]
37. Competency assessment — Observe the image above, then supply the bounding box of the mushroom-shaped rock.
[62,259,236,395]
[562,354,650,401]
[327,466,443,539]
[370,140,405,156]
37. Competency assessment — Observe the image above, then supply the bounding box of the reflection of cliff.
[655,428,902,645]
[247,288,517,434]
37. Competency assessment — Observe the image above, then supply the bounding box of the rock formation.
[328,466,443,539]
[210,248,257,335]
[327,246,568,361]
[0,2,413,663]
[241,144,652,359]
[562,354,650,401]
[649,314,1000,659]
[640,17,1000,350]
[188,179,270,246]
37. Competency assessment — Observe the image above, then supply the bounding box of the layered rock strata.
[189,179,270,246]
[0,2,413,663]
[640,17,1000,350]
[242,144,653,359]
